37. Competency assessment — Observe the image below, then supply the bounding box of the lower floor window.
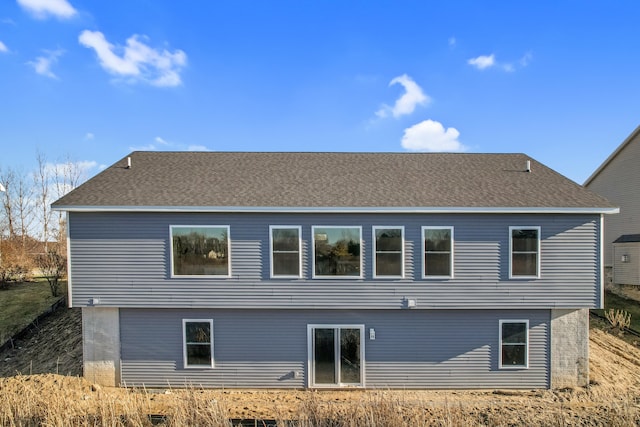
[499,320,528,368]
[183,319,214,368]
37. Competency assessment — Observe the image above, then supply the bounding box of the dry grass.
[1,328,640,426]
[605,308,632,330]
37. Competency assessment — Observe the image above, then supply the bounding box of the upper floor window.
[183,319,214,368]
[510,227,540,278]
[372,226,404,278]
[270,226,302,278]
[313,226,362,278]
[422,226,453,278]
[499,319,529,369]
[170,225,230,277]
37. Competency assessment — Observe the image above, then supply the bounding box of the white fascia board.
[52,205,620,214]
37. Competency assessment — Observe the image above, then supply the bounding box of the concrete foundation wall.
[82,307,120,386]
[550,309,589,388]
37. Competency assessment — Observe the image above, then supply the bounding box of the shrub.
[605,309,631,330]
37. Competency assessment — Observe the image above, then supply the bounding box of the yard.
[1,327,639,426]
[0,279,66,345]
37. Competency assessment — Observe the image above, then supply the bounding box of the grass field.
[0,279,66,344]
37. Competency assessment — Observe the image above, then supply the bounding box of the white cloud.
[131,137,207,152]
[78,30,187,87]
[17,0,77,19]
[42,160,97,197]
[401,119,466,152]
[468,52,532,72]
[467,54,495,70]
[84,132,94,140]
[75,160,98,171]
[45,160,97,173]
[520,52,533,67]
[129,143,157,151]
[187,145,210,151]
[375,74,430,119]
[43,159,98,180]
[0,41,8,53]
[27,48,64,78]
[448,37,456,47]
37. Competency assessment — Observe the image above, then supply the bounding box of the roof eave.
[51,205,620,215]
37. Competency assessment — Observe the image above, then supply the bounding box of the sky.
[1,0,639,185]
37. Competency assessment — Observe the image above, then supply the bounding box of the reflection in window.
[373,227,403,277]
[313,227,361,277]
[500,320,528,368]
[423,227,453,277]
[510,227,540,277]
[183,319,213,368]
[271,226,301,277]
[171,226,229,276]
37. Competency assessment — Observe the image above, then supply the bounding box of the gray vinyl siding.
[69,212,601,309]
[119,308,549,389]
[586,131,640,267]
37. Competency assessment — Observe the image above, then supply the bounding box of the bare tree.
[0,168,16,239]
[34,151,52,252]
[0,154,89,286]
[35,249,66,297]
[52,156,87,246]
[14,168,35,252]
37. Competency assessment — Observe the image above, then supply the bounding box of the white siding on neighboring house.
[613,240,640,285]
[585,126,640,267]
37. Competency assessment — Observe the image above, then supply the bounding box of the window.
[422,226,453,278]
[510,227,540,278]
[313,226,362,278]
[270,226,302,278]
[373,226,404,278]
[499,320,529,369]
[170,226,230,277]
[183,319,214,368]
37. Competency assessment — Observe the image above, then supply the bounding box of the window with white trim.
[183,319,214,368]
[499,320,529,369]
[270,226,302,278]
[313,226,362,278]
[422,226,453,278]
[510,227,540,278]
[373,226,404,278]
[171,226,230,277]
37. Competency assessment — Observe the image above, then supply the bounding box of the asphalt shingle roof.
[613,234,640,243]
[52,152,616,210]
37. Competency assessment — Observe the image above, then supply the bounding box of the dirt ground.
[608,282,640,302]
[1,306,640,422]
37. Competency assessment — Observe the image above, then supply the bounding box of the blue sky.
[1,0,639,185]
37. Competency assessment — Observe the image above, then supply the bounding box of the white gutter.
[52,205,620,215]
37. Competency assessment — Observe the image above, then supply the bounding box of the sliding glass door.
[308,325,364,387]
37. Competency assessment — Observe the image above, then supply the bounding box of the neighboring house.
[585,125,640,285]
[52,152,617,390]
[612,234,640,287]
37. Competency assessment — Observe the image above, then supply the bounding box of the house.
[52,151,617,390]
[612,234,640,287]
[584,125,640,285]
